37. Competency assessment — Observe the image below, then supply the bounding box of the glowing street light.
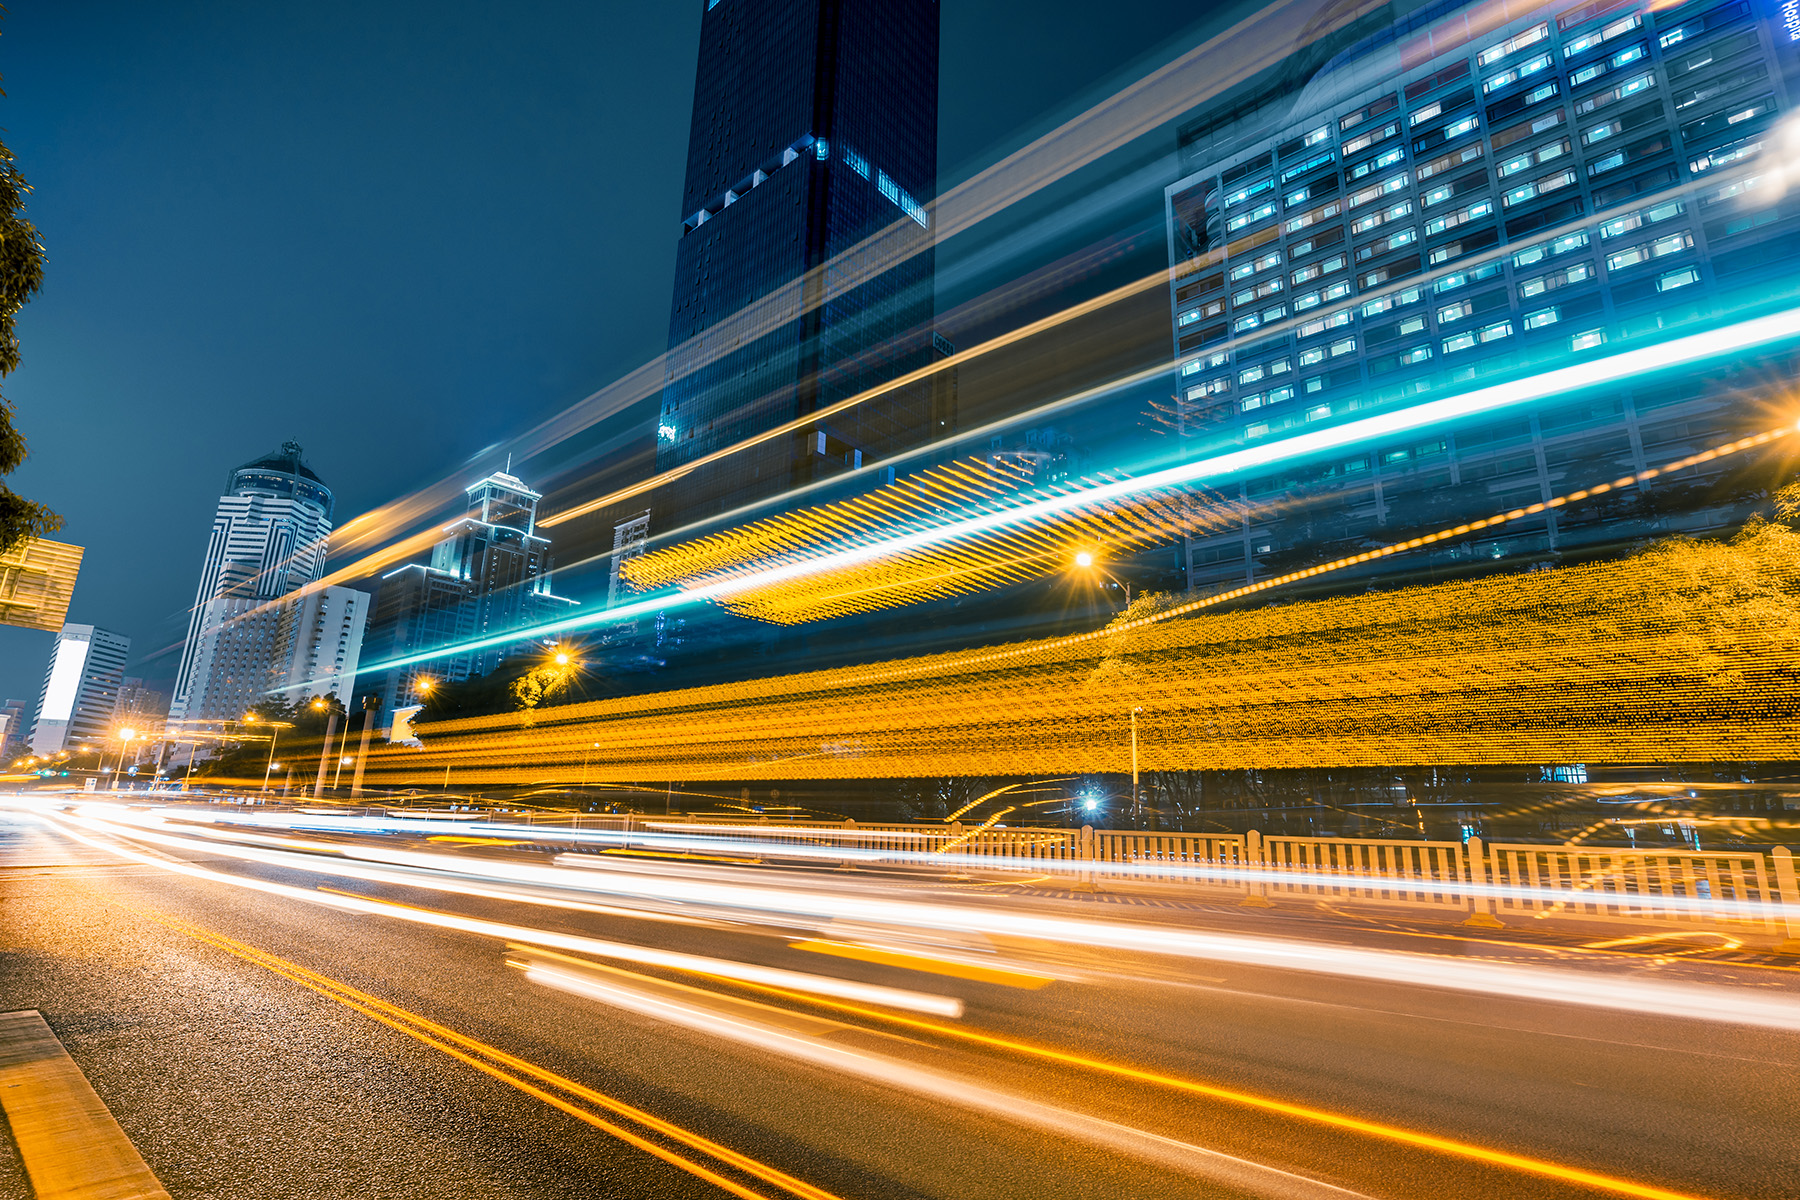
[1073,551,1095,569]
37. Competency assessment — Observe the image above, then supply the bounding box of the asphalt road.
[2,803,1796,1200]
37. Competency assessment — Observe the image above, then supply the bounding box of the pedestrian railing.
[355,805,1800,941]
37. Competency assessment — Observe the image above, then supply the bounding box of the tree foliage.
[0,72,59,554]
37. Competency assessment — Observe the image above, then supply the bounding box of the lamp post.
[310,696,343,799]
[1130,706,1142,826]
[243,713,293,795]
[111,728,137,790]
[350,694,382,799]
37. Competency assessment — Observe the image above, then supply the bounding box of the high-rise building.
[0,698,27,762]
[29,623,130,755]
[656,0,941,522]
[364,469,577,714]
[170,443,370,721]
[1162,0,1800,593]
[271,585,370,707]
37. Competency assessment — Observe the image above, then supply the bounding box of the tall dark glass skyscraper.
[657,0,942,522]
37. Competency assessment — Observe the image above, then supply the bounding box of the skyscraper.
[29,623,130,755]
[170,443,369,721]
[364,469,578,714]
[656,0,941,522]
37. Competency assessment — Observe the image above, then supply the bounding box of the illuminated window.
[1400,344,1432,364]
[1563,13,1640,57]
[1511,230,1589,267]
[1305,403,1332,421]
[1524,306,1560,329]
[1437,300,1473,323]
[1240,393,1264,413]
[1346,147,1406,182]
[1570,327,1607,351]
[1227,202,1277,232]
[1426,198,1494,234]
[1690,135,1763,174]
[1598,200,1685,239]
[1435,261,1502,293]
[1442,331,1476,352]
[1223,176,1276,208]
[1477,22,1548,67]
[1300,346,1325,366]
[1416,143,1484,181]
[1352,200,1413,234]
[1656,267,1700,291]
[1239,364,1265,384]
[1330,336,1357,356]
[1291,255,1347,285]
[1483,52,1553,95]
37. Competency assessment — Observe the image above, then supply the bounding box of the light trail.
[312,0,1389,568]
[95,802,1795,925]
[106,897,844,1200]
[41,808,964,1018]
[361,303,1800,675]
[519,954,1377,1200]
[711,977,1719,1200]
[37,803,1800,1033]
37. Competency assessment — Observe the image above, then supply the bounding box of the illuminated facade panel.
[0,538,83,633]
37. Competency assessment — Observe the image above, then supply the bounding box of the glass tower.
[656,0,941,524]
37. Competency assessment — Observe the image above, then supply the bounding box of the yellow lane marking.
[0,1009,172,1200]
[789,939,1054,990]
[716,981,1716,1200]
[106,898,843,1200]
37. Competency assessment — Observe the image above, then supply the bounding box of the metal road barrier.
[428,810,1800,944]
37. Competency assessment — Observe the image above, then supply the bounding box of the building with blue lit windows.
[364,470,578,716]
[1163,0,1800,592]
[656,0,942,525]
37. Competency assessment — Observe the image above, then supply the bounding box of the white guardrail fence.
[418,811,1800,944]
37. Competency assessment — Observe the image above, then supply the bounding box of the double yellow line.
[109,898,841,1200]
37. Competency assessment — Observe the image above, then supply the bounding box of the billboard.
[0,539,84,633]
[39,636,90,724]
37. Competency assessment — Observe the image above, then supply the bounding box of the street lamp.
[111,727,138,788]
[243,713,292,794]
[310,696,343,799]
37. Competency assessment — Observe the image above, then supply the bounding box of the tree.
[0,70,58,554]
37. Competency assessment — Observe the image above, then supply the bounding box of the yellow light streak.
[369,424,1800,784]
[789,939,1054,989]
[715,979,1716,1200]
[101,898,846,1200]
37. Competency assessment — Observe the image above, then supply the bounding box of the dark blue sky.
[1,0,1209,703]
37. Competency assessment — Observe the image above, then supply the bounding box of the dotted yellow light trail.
[372,428,1800,785]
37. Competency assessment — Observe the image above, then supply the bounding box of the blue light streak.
[361,303,1800,675]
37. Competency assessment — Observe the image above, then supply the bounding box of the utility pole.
[312,699,342,799]
[350,695,381,800]
[1130,706,1142,826]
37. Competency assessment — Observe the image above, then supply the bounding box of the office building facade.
[29,623,131,755]
[656,0,940,521]
[1164,0,1800,591]
[365,470,578,715]
[170,443,370,721]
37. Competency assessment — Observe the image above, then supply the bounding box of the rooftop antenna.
[504,453,512,475]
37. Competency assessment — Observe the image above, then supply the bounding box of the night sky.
[0,0,1213,705]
